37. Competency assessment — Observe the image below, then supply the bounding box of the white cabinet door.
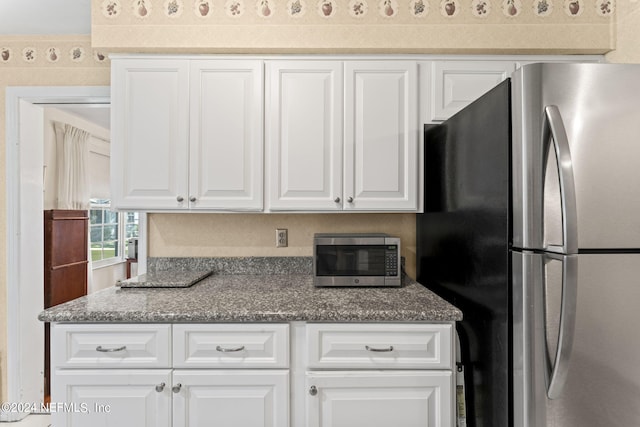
[266,61,343,210]
[306,371,452,427]
[51,369,172,427]
[190,60,264,211]
[172,370,289,427]
[431,61,516,121]
[111,59,190,210]
[344,61,418,211]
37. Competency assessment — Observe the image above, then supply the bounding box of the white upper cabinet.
[430,61,516,122]
[111,57,263,211]
[111,58,190,210]
[111,55,590,212]
[189,60,263,210]
[267,60,419,212]
[344,61,418,211]
[266,61,343,211]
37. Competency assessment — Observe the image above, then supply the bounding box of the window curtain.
[53,121,93,290]
[53,122,91,210]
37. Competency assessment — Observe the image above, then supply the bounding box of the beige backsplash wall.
[148,213,417,277]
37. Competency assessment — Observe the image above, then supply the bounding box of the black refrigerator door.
[417,79,512,427]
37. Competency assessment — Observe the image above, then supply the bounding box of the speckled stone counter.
[38,257,462,323]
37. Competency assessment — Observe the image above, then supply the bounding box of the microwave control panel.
[386,246,399,276]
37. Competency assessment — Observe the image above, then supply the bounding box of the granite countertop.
[38,257,462,323]
[118,270,213,288]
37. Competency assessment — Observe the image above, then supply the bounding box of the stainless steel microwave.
[313,233,401,287]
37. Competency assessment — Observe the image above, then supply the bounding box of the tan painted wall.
[605,0,640,63]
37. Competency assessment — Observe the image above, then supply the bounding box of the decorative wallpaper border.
[0,39,110,67]
[97,0,614,20]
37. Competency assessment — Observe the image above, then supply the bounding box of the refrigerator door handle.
[545,254,578,399]
[542,106,578,255]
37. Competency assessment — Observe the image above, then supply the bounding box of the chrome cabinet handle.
[365,345,394,352]
[155,383,165,393]
[334,197,341,203]
[189,196,196,202]
[347,196,354,203]
[216,345,245,353]
[96,345,126,353]
[309,386,318,396]
[172,383,182,393]
[176,196,184,202]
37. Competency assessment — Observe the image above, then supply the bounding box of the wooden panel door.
[44,210,88,309]
[44,209,89,398]
[267,61,343,211]
[344,61,418,211]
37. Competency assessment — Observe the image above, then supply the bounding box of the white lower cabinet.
[303,323,454,427]
[52,369,172,427]
[172,370,289,427]
[305,371,452,427]
[51,322,454,427]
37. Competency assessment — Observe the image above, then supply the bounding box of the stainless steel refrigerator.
[416,63,640,427]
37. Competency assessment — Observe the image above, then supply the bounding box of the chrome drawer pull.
[365,345,394,352]
[172,383,182,393]
[96,345,127,353]
[216,345,245,353]
[155,383,166,393]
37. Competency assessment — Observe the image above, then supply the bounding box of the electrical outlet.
[276,228,288,248]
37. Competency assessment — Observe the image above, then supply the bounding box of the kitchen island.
[39,257,461,427]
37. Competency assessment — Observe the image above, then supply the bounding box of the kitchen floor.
[12,414,51,426]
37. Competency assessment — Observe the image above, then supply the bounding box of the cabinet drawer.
[51,324,171,369]
[307,323,453,369]
[173,324,289,368]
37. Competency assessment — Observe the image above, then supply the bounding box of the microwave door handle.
[545,254,578,399]
[542,106,578,254]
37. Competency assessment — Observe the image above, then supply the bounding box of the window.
[90,198,139,267]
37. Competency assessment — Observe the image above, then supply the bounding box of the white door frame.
[4,86,110,421]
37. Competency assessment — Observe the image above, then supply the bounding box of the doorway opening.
[4,86,109,421]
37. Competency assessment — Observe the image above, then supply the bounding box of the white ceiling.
[0,0,91,35]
